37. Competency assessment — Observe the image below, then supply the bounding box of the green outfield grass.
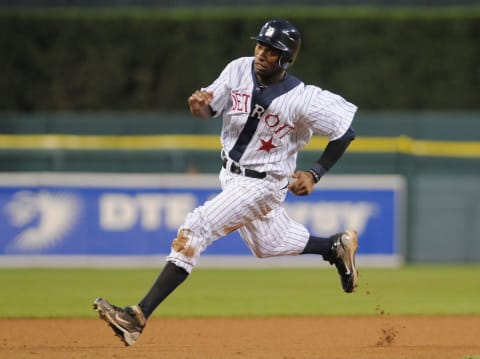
[0,265,479,318]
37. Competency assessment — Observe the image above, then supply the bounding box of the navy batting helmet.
[251,19,301,69]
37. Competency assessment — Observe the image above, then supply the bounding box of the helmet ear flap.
[279,53,296,70]
[279,54,290,70]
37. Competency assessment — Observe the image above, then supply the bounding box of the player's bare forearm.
[188,90,214,119]
[287,171,316,196]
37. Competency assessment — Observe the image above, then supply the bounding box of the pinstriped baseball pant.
[167,168,310,273]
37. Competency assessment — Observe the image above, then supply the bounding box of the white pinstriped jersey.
[204,56,358,179]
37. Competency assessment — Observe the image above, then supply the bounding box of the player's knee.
[171,228,197,258]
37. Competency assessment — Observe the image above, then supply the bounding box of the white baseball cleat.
[329,230,359,293]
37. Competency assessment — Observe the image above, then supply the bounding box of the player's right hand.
[188,90,213,108]
[188,90,214,119]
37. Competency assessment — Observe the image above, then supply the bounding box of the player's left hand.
[287,171,316,196]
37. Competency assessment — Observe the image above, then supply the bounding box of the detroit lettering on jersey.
[228,64,301,162]
[230,94,295,141]
[204,57,357,178]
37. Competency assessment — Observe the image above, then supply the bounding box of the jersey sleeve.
[303,86,358,141]
[201,61,235,118]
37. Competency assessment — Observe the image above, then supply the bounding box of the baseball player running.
[94,19,359,346]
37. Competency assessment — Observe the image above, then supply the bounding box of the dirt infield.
[1,316,479,359]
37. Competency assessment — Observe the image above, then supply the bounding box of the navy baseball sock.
[301,235,333,261]
[138,261,189,319]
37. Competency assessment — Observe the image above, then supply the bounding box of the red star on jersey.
[258,137,278,153]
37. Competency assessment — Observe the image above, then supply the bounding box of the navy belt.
[222,158,267,179]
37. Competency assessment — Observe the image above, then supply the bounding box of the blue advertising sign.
[0,173,405,266]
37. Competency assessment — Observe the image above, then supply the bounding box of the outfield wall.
[0,111,479,263]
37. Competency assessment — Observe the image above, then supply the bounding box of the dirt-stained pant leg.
[167,169,309,272]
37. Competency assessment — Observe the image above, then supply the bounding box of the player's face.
[254,42,284,80]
